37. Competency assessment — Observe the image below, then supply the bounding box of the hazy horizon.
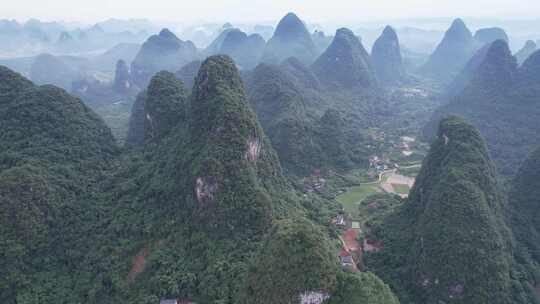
[3,0,540,25]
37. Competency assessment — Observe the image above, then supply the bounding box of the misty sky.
[3,0,540,24]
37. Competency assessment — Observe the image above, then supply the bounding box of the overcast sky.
[3,0,540,24]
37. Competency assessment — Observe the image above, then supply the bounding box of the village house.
[339,249,354,267]
[332,214,346,227]
[303,171,327,193]
[369,155,380,167]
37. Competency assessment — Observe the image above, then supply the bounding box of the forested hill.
[425,41,540,176]
[130,29,198,88]
[261,12,317,65]
[247,61,368,176]
[420,18,477,83]
[508,146,540,293]
[312,28,376,90]
[0,58,399,304]
[0,65,119,303]
[367,116,534,303]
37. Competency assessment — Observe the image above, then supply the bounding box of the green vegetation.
[397,165,421,177]
[247,62,369,176]
[367,117,534,303]
[508,146,540,299]
[92,100,133,144]
[9,10,540,304]
[0,57,401,304]
[361,193,402,228]
[0,65,119,304]
[143,71,188,141]
[336,185,379,218]
[328,271,400,304]
[426,41,540,176]
[241,218,338,304]
[391,184,409,194]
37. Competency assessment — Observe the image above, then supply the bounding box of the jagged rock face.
[30,53,80,90]
[474,27,509,45]
[215,29,265,69]
[312,28,376,90]
[370,117,516,304]
[371,25,403,85]
[175,60,201,90]
[261,13,317,65]
[515,40,538,65]
[130,28,198,88]
[421,18,477,83]
[113,59,131,94]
